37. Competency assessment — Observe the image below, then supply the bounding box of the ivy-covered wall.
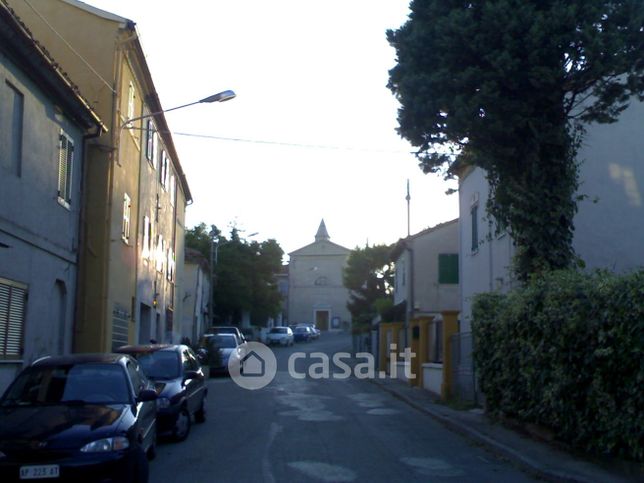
[472,270,644,461]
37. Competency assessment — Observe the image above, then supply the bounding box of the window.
[144,120,156,163]
[438,254,459,284]
[167,247,175,282]
[122,193,131,243]
[57,131,74,207]
[169,174,176,207]
[126,361,144,397]
[471,203,479,252]
[126,82,136,127]
[155,235,165,272]
[1,82,23,176]
[160,151,169,189]
[142,215,151,259]
[0,277,27,360]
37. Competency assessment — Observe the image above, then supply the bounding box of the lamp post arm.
[121,90,235,129]
[121,100,201,129]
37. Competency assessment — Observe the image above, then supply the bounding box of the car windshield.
[1,363,130,406]
[270,328,286,334]
[135,351,180,379]
[294,327,307,333]
[208,336,237,349]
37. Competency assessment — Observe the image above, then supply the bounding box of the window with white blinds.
[0,278,27,359]
[58,132,74,207]
[122,193,131,243]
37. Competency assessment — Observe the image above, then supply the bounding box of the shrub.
[472,269,644,461]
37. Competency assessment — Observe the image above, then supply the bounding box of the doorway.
[315,310,330,331]
[139,303,152,344]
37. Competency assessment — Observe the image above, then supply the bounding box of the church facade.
[287,220,352,331]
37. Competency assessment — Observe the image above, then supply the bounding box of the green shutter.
[438,254,459,284]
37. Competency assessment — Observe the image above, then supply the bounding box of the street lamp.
[121,89,236,128]
[209,228,218,328]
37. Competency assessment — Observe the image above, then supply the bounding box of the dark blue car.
[117,344,207,442]
[0,353,157,483]
[293,326,313,342]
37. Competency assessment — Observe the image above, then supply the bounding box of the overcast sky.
[84,0,459,257]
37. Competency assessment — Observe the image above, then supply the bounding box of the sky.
[84,0,459,257]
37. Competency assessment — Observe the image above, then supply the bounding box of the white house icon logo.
[229,342,277,390]
[241,351,265,377]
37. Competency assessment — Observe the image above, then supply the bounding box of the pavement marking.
[400,457,466,478]
[276,391,343,422]
[288,461,357,482]
[261,422,282,483]
[366,408,400,415]
[347,392,386,408]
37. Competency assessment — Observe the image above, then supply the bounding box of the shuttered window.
[471,204,479,252]
[438,254,459,284]
[0,278,27,359]
[145,120,154,162]
[142,215,151,259]
[57,132,74,206]
[122,193,131,243]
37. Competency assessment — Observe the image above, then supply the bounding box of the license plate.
[19,465,60,479]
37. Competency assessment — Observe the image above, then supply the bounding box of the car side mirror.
[137,388,157,403]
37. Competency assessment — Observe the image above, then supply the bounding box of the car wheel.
[195,394,207,424]
[172,407,191,442]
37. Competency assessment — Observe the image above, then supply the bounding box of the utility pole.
[209,228,217,328]
[406,179,411,237]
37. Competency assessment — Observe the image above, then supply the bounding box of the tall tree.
[388,0,644,280]
[343,245,395,325]
[185,224,284,326]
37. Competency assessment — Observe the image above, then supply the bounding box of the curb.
[368,379,608,483]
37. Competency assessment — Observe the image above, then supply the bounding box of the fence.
[449,331,479,404]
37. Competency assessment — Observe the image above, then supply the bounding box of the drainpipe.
[72,124,104,353]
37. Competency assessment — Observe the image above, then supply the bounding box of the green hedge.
[472,269,644,461]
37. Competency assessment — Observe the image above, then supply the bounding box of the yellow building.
[8,0,191,351]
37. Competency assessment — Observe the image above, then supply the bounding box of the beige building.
[389,219,460,395]
[9,0,191,351]
[180,248,211,345]
[288,220,351,331]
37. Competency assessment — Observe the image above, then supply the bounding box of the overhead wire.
[22,0,116,93]
[171,131,416,155]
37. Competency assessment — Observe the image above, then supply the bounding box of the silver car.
[266,327,294,346]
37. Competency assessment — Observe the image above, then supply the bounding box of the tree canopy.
[387,0,644,279]
[185,223,284,326]
[343,244,395,326]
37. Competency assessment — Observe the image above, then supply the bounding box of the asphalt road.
[149,333,536,482]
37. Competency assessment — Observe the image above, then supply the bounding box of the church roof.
[315,219,330,241]
[289,219,351,256]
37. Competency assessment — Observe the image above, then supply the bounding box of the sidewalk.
[370,377,643,483]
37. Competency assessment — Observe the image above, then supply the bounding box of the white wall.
[458,97,644,332]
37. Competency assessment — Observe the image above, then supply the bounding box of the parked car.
[0,353,157,483]
[266,327,294,346]
[300,324,321,339]
[293,326,313,343]
[116,344,207,442]
[199,334,245,375]
[205,326,247,344]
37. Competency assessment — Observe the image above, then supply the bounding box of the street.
[150,333,536,482]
